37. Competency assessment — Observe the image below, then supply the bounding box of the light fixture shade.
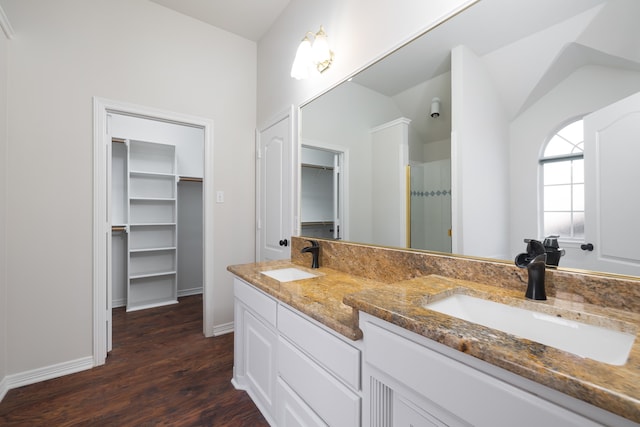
[311,27,333,73]
[290,36,312,80]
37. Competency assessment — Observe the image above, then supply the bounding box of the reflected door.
[583,92,640,276]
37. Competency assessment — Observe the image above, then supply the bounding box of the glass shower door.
[410,159,452,252]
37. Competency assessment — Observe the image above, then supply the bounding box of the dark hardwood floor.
[0,295,269,426]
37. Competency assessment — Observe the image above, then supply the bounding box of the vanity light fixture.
[290,26,334,80]
[430,97,441,118]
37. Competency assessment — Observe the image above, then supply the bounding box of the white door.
[583,92,640,276]
[257,109,293,261]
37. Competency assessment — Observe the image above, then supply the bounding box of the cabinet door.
[244,310,277,419]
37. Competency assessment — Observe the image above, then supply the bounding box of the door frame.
[300,141,349,241]
[92,97,215,366]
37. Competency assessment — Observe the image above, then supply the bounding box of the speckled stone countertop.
[228,259,375,340]
[228,258,640,423]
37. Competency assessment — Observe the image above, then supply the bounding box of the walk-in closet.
[110,113,204,311]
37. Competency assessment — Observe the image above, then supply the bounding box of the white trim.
[4,357,93,391]
[0,5,14,40]
[212,321,234,336]
[177,287,203,298]
[93,97,215,367]
[369,117,412,134]
[0,376,7,402]
[255,105,296,261]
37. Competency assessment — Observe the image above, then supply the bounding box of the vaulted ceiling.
[149,0,290,41]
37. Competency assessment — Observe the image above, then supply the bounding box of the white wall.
[257,0,477,124]
[451,45,510,259]
[1,0,255,377]
[0,12,9,396]
[371,118,409,248]
[302,82,401,243]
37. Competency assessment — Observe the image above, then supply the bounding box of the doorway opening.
[93,98,215,366]
[300,143,348,241]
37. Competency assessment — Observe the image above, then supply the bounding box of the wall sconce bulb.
[291,25,334,80]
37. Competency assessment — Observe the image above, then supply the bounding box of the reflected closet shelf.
[129,197,176,201]
[130,170,175,178]
[130,223,176,227]
[129,246,176,253]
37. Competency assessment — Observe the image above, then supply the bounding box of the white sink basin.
[424,294,635,366]
[261,267,318,282]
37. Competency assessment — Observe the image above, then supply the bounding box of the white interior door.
[257,109,293,261]
[583,92,640,276]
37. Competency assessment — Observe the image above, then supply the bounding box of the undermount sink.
[424,294,636,366]
[261,267,318,282]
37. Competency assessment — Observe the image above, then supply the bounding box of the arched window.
[540,119,584,240]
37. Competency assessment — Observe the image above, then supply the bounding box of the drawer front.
[234,278,277,327]
[278,338,360,427]
[277,378,328,427]
[278,304,360,390]
[364,320,600,427]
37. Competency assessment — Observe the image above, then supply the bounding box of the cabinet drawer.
[277,378,328,427]
[234,278,277,327]
[277,304,360,390]
[279,338,360,427]
[364,319,600,427]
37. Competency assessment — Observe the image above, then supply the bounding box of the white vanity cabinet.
[232,277,362,427]
[277,305,361,427]
[233,278,278,425]
[360,312,631,427]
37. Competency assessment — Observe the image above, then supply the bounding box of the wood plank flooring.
[0,295,269,426]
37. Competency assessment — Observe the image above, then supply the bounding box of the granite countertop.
[228,260,640,423]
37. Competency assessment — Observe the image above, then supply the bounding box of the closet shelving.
[126,139,178,311]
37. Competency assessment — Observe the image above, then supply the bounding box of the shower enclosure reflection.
[409,159,452,253]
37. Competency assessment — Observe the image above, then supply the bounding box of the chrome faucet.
[301,240,320,269]
[515,239,547,300]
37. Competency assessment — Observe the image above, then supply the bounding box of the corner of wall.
[0,7,9,398]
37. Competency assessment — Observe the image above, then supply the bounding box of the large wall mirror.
[299,0,640,278]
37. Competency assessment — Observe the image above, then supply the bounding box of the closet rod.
[111,226,127,232]
[179,176,203,183]
[302,163,334,171]
[112,137,126,144]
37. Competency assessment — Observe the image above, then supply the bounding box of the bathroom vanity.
[228,237,640,426]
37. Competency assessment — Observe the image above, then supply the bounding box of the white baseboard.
[0,375,8,402]
[4,356,94,393]
[111,288,202,309]
[178,287,203,298]
[213,321,234,336]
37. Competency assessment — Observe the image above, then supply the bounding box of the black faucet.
[301,240,320,269]
[542,235,565,267]
[515,239,547,300]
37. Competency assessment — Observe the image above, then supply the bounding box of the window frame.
[538,117,585,244]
